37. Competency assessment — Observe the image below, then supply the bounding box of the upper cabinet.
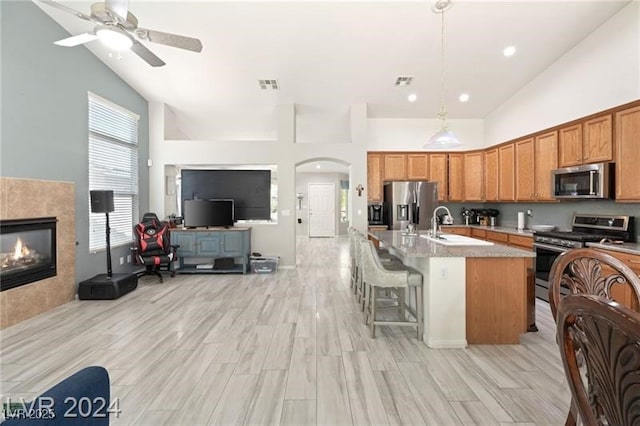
[463,151,484,201]
[367,153,383,202]
[383,154,407,181]
[615,105,640,201]
[558,124,582,167]
[534,131,558,201]
[407,154,429,180]
[498,143,515,201]
[515,138,535,201]
[448,153,464,202]
[484,148,499,202]
[559,114,613,167]
[428,153,448,201]
[364,99,637,205]
[583,114,613,164]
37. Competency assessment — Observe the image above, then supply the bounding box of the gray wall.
[444,201,640,241]
[1,1,149,283]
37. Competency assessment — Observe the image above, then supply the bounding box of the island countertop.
[369,230,536,259]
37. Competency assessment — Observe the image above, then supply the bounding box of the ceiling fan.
[38,0,203,67]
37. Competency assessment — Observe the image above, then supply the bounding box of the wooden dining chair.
[548,247,640,425]
[557,293,640,426]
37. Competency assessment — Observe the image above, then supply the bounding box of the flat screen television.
[183,199,234,228]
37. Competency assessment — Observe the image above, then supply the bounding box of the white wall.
[148,103,370,268]
[367,118,485,151]
[484,1,640,145]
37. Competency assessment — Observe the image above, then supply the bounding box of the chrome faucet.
[431,206,452,237]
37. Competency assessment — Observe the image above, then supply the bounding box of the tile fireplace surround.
[0,177,75,329]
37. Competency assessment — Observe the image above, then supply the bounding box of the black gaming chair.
[132,213,178,282]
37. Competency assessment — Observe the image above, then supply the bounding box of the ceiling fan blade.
[54,32,98,47]
[37,0,94,23]
[105,0,129,22]
[134,27,203,53]
[130,40,166,67]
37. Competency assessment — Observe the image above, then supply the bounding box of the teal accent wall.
[1,0,149,283]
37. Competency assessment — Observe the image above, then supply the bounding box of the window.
[88,93,139,251]
[340,180,349,223]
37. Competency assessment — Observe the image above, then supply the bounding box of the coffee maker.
[368,204,384,225]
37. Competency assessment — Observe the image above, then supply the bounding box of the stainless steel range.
[533,213,635,302]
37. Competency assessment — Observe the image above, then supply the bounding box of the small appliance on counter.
[487,209,500,227]
[367,204,384,225]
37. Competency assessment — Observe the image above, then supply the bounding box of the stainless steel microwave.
[551,162,614,199]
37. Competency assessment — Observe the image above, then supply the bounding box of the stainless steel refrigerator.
[382,181,438,231]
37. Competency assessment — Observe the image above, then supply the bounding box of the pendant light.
[424,0,462,149]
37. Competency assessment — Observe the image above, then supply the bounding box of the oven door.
[533,242,571,302]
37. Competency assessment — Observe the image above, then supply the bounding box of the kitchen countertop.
[585,242,640,256]
[369,230,535,259]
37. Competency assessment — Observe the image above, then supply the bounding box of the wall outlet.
[440,267,448,279]
[119,256,124,265]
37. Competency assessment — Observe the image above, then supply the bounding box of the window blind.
[88,93,139,252]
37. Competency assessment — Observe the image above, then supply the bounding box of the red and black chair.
[132,213,178,283]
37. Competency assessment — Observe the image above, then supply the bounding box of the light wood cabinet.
[508,234,533,250]
[484,148,499,202]
[583,114,613,163]
[428,153,448,201]
[407,154,429,180]
[534,131,558,201]
[383,154,407,181]
[448,153,464,202]
[558,124,583,167]
[486,230,509,244]
[444,226,470,236]
[367,153,383,202]
[463,151,484,201]
[559,114,613,167]
[615,105,640,201]
[515,138,535,201]
[498,144,515,201]
[470,228,486,239]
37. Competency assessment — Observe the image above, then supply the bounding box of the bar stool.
[359,239,423,339]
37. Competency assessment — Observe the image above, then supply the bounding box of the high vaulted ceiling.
[35,0,631,141]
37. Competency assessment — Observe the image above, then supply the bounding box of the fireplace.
[0,217,57,292]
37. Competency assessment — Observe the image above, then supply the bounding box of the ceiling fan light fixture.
[96,26,133,51]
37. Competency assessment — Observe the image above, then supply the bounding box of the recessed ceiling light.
[316,164,321,169]
[408,93,417,102]
[503,46,517,57]
[458,93,469,103]
[395,76,414,86]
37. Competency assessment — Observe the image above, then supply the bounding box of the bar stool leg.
[416,285,423,340]
[370,286,377,338]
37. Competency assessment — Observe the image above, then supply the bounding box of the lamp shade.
[424,128,462,149]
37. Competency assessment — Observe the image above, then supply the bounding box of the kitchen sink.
[420,233,494,246]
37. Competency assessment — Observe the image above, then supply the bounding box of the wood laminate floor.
[0,236,570,425]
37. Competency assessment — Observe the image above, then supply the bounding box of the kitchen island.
[369,230,536,348]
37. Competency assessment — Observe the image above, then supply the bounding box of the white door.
[308,183,335,237]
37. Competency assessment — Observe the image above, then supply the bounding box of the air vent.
[258,79,279,90]
[395,76,413,86]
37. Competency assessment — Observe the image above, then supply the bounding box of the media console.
[170,227,251,274]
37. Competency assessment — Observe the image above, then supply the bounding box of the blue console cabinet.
[170,227,251,274]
